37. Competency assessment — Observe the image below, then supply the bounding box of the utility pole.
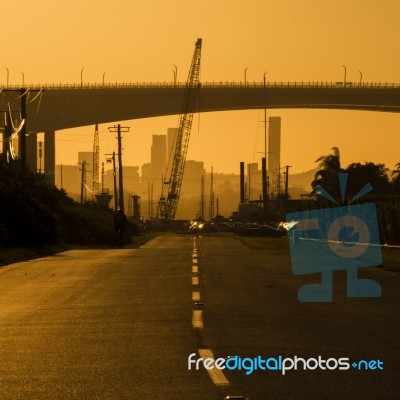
[1,88,42,172]
[80,160,86,204]
[262,73,269,213]
[200,175,205,220]
[108,124,130,212]
[209,166,214,220]
[2,88,42,173]
[92,124,100,198]
[20,88,27,174]
[262,157,268,213]
[38,141,43,173]
[101,162,105,193]
[285,165,292,199]
[240,162,245,204]
[3,111,12,161]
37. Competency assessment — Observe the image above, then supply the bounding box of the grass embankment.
[0,245,68,267]
[235,235,290,251]
[0,231,161,268]
[235,235,400,272]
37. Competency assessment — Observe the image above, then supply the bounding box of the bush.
[0,161,116,247]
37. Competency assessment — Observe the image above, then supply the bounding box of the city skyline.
[2,1,400,175]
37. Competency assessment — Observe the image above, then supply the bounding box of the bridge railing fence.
[1,81,400,90]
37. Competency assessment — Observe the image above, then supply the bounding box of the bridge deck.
[1,82,400,132]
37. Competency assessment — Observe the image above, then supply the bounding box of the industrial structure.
[158,38,202,220]
[92,124,100,195]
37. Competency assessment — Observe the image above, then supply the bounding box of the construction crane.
[158,38,202,220]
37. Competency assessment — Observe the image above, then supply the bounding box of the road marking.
[192,291,201,301]
[192,310,203,328]
[198,349,230,386]
[192,265,198,273]
[192,276,199,285]
[192,258,198,264]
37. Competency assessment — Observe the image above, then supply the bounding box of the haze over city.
[1,2,400,399]
[2,0,400,174]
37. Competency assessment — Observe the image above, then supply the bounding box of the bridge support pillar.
[44,130,55,185]
[26,132,37,173]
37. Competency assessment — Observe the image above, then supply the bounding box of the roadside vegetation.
[0,161,156,266]
[312,148,400,245]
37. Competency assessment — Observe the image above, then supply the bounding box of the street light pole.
[172,69,176,86]
[81,67,85,86]
[173,65,177,85]
[21,72,24,85]
[244,66,249,85]
[342,65,347,85]
[103,71,106,85]
[358,70,363,84]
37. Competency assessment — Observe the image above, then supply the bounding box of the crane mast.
[159,38,202,220]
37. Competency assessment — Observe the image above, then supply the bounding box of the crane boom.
[159,38,202,220]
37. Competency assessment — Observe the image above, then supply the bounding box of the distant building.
[167,127,178,164]
[181,160,205,199]
[268,116,281,197]
[55,164,80,201]
[151,134,166,184]
[141,163,152,183]
[247,162,261,201]
[121,166,140,193]
[78,152,93,170]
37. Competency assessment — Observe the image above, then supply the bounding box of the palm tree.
[391,161,400,193]
[392,161,400,178]
[311,147,343,201]
[315,146,341,172]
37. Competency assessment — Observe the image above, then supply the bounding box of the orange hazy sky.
[2,0,400,174]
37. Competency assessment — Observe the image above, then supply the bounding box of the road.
[0,234,398,399]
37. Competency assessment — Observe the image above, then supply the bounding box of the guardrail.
[1,81,400,90]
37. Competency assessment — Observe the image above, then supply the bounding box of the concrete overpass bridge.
[25,80,400,131]
[2,81,400,180]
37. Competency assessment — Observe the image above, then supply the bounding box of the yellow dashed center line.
[198,349,230,386]
[192,291,201,301]
[192,310,203,328]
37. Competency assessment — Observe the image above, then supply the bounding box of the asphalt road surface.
[0,234,398,399]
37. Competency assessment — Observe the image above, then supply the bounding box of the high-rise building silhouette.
[167,127,178,163]
[181,160,205,199]
[150,135,167,197]
[268,116,281,197]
